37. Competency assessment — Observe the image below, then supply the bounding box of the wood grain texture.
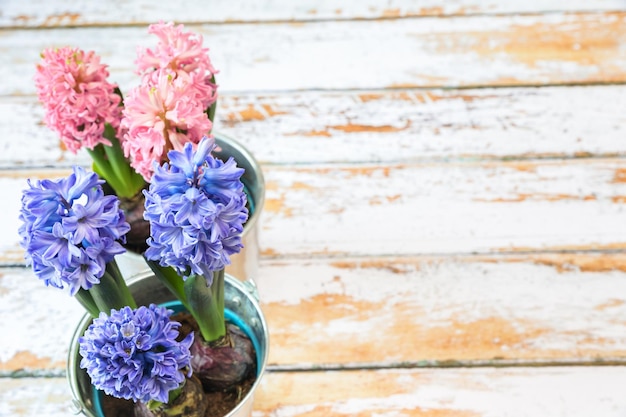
[4,368,626,416]
[4,12,626,96]
[3,158,626,262]
[254,367,626,416]
[6,85,626,168]
[2,0,625,28]
[259,159,626,258]
[258,254,626,367]
[0,267,84,373]
[4,253,626,372]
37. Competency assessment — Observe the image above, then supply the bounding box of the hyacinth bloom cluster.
[121,70,213,181]
[135,21,218,110]
[122,22,218,181]
[79,304,194,403]
[144,137,248,282]
[18,167,129,295]
[35,47,123,153]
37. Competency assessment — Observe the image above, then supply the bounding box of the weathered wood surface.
[4,253,626,373]
[259,159,626,257]
[6,85,626,168]
[4,12,626,97]
[3,158,626,262]
[259,254,626,368]
[4,367,626,417]
[2,0,625,28]
[4,1,626,415]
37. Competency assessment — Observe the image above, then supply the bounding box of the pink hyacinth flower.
[135,21,218,109]
[122,69,213,181]
[34,47,123,153]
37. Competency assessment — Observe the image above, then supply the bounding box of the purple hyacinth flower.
[79,304,194,403]
[18,166,130,295]
[143,136,248,283]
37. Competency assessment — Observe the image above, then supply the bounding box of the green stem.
[88,263,137,312]
[101,124,145,198]
[211,269,225,326]
[146,261,190,312]
[184,273,225,343]
[206,75,217,128]
[75,288,100,318]
[147,380,185,412]
[106,259,137,308]
[87,145,125,194]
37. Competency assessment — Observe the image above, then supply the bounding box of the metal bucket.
[116,132,265,283]
[67,272,269,417]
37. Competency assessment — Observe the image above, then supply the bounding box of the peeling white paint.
[2,13,626,96]
[0,268,84,367]
[6,86,626,167]
[2,0,625,28]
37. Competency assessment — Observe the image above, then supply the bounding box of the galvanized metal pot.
[67,272,269,417]
[116,132,265,282]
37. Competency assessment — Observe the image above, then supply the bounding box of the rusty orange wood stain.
[534,254,626,273]
[330,121,411,133]
[12,15,33,24]
[382,8,402,18]
[42,13,82,26]
[253,371,483,416]
[475,193,596,203]
[476,250,626,275]
[264,196,293,217]
[0,351,64,372]
[264,293,557,364]
[500,242,626,253]
[428,13,626,72]
[330,259,417,274]
[612,168,626,183]
[257,404,479,417]
[595,299,626,311]
[301,130,333,137]
[260,247,278,257]
[329,253,626,275]
[226,104,265,122]
[359,91,423,103]
[261,104,288,117]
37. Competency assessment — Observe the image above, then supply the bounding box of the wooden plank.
[0,378,74,416]
[5,253,626,372]
[4,158,626,261]
[2,0,625,28]
[4,12,626,96]
[259,159,626,258]
[4,367,626,416]
[255,368,626,416]
[259,254,626,367]
[0,267,84,373]
[7,85,626,168]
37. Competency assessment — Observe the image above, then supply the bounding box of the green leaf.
[88,263,137,312]
[101,124,146,198]
[146,261,190,311]
[75,289,100,318]
[184,274,225,343]
[206,75,217,126]
[87,145,125,194]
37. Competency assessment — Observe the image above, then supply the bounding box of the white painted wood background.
[2,1,626,416]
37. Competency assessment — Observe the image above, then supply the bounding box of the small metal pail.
[116,132,265,283]
[67,272,269,417]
